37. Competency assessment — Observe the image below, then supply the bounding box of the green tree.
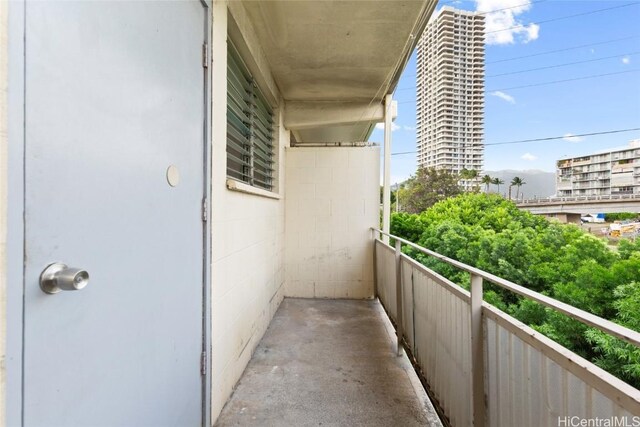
[402,167,462,214]
[481,175,492,193]
[585,282,640,388]
[460,169,480,193]
[460,168,480,192]
[460,168,479,180]
[389,193,640,388]
[605,212,638,222]
[511,176,526,200]
[491,177,504,195]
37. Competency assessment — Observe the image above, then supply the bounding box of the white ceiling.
[239,0,437,143]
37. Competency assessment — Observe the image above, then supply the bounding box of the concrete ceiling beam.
[284,101,397,130]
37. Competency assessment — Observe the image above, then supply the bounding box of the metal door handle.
[40,263,89,294]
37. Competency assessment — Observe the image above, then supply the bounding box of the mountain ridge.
[483,169,556,199]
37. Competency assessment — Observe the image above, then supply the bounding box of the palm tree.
[460,169,480,192]
[511,176,526,201]
[467,169,479,180]
[492,177,504,195]
[481,175,492,193]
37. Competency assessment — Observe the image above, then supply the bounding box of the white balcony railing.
[373,229,640,427]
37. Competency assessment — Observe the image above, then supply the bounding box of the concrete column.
[382,94,392,244]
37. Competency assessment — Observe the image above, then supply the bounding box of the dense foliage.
[605,212,639,222]
[398,167,462,214]
[391,193,640,388]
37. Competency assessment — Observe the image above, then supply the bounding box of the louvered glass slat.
[254,167,274,181]
[227,167,247,182]
[253,177,273,189]
[253,129,273,150]
[253,117,273,141]
[227,115,250,144]
[253,146,273,164]
[227,47,252,88]
[227,60,251,92]
[227,89,250,120]
[226,152,252,184]
[227,112,251,138]
[227,78,249,105]
[252,155,273,171]
[226,42,275,192]
[252,134,273,157]
[227,151,250,167]
[255,91,272,120]
[227,138,250,157]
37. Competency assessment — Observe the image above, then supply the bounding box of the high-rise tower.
[416,6,485,182]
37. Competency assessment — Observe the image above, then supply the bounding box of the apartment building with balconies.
[416,6,485,185]
[557,139,640,196]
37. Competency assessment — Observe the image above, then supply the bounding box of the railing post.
[470,273,485,427]
[372,229,378,298]
[395,239,403,356]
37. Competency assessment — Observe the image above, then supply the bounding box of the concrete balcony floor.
[215,298,442,427]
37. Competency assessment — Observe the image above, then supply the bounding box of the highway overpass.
[516,194,640,218]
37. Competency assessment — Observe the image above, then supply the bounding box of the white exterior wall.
[0,1,7,422]
[210,2,287,420]
[284,146,379,299]
[556,141,640,197]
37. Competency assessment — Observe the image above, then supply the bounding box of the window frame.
[226,40,276,193]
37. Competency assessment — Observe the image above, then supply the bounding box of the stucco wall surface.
[284,146,379,299]
[210,1,287,420]
[0,1,7,423]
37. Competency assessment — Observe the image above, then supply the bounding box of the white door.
[23,1,207,425]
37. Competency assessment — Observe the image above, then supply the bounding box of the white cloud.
[523,23,539,43]
[403,125,416,131]
[475,0,539,45]
[563,133,584,143]
[375,122,400,132]
[490,90,516,104]
[622,56,631,65]
[521,152,537,161]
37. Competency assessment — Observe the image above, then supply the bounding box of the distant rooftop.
[558,139,640,160]
[429,5,481,23]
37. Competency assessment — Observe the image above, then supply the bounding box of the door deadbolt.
[40,263,90,294]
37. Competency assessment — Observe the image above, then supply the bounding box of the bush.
[391,193,640,388]
[604,212,639,222]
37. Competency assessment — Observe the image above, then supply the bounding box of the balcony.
[215,299,442,427]
[216,230,640,426]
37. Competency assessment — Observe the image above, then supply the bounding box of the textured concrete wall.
[0,1,7,422]
[543,213,582,224]
[284,146,379,299]
[210,1,286,421]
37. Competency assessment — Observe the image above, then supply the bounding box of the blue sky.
[372,0,640,185]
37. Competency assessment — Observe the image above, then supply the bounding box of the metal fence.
[373,230,640,427]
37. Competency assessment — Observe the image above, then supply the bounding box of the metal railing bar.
[483,304,640,413]
[396,248,470,302]
[372,228,640,348]
[372,230,379,298]
[395,239,404,357]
